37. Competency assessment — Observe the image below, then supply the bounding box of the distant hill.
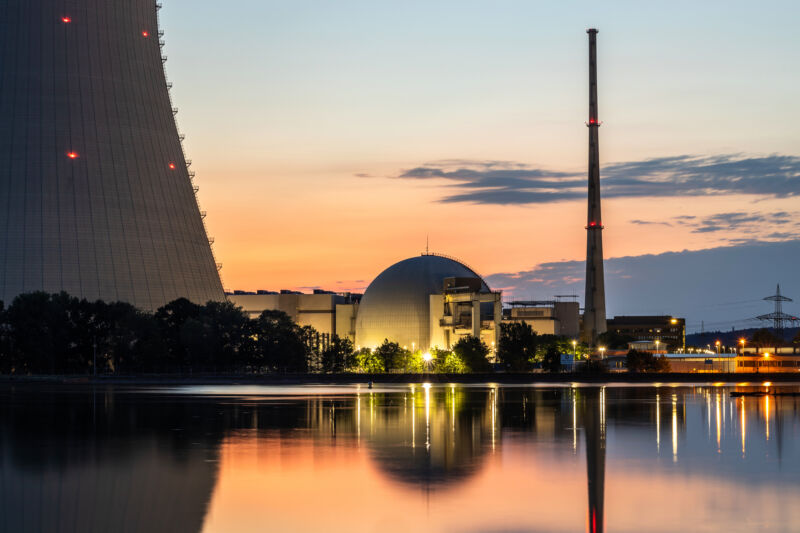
[686,327,800,348]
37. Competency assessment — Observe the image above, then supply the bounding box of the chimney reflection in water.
[583,387,606,533]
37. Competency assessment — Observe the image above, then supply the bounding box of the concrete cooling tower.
[0,0,225,310]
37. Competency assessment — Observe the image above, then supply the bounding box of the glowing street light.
[655,339,661,354]
[598,346,606,359]
[422,352,433,363]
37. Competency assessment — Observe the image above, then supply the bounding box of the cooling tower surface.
[0,0,225,310]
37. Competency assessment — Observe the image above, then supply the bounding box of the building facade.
[607,316,686,351]
[355,255,502,351]
[502,300,581,338]
[227,290,361,346]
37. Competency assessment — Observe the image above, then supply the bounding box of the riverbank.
[1,372,798,386]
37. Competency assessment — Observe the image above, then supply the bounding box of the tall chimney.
[582,29,607,345]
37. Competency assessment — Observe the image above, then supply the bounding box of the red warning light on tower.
[67,151,79,159]
[142,30,149,37]
[168,162,176,170]
[62,16,72,23]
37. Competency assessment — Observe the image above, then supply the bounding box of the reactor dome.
[355,254,491,350]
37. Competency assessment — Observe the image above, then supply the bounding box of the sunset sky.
[159,1,800,331]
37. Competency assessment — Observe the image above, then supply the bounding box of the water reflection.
[1,384,800,532]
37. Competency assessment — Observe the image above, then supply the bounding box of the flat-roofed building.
[227,290,361,345]
[502,300,580,338]
[607,316,686,351]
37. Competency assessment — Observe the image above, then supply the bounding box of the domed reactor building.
[0,0,224,310]
[355,254,502,351]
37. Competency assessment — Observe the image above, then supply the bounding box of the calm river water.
[1,383,799,533]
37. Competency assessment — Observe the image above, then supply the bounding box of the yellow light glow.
[763,381,772,387]
[422,352,433,362]
[670,318,678,324]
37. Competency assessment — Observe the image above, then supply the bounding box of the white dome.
[355,255,490,350]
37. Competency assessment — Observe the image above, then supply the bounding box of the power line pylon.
[756,284,799,338]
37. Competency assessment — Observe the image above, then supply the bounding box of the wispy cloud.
[389,154,800,205]
[633,211,800,239]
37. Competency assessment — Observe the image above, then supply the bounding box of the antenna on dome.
[426,234,429,255]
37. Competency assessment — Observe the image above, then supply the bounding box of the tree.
[154,298,202,368]
[353,347,385,373]
[497,322,537,371]
[374,339,408,372]
[580,358,608,374]
[453,336,491,372]
[543,346,561,373]
[435,348,467,374]
[626,349,671,373]
[597,330,635,350]
[751,328,782,348]
[321,335,354,373]
[253,310,309,372]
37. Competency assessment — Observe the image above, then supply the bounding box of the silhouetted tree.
[626,349,670,373]
[497,322,537,371]
[321,335,354,373]
[750,328,782,348]
[253,310,309,372]
[154,298,202,368]
[453,336,491,372]
[597,330,635,350]
[543,346,561,373]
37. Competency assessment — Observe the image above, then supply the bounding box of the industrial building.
[503,300,581,338]
[0,0,224,310]
[606,316,686,351]
[227,290,361,346]
[355,254,502,351]
[229,254,503,352]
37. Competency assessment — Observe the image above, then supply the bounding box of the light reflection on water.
[1,384,800,533]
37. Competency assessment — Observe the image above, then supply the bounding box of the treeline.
[0,292,604,375]
[0,292,325,374]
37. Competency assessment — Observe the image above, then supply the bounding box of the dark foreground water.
[1,383,799,533]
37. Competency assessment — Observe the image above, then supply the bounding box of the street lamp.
[715,340,721,354]
[655,339,661,354]
[422,351,433,373]
[572,340,577,355]
[599,346,606,359]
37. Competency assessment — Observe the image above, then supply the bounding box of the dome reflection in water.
[2,384,800,533]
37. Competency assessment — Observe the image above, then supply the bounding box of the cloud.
[390,154,800,205]
[485,240,800,332]
[631,219,672,226]
[627,211,800,239]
